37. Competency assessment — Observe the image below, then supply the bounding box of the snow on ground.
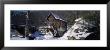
[34,18,93,40]
[10,18,93,40]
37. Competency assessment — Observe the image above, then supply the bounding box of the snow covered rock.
[59,18,94,40]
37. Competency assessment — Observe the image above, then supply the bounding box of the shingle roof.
[48,12,65,22]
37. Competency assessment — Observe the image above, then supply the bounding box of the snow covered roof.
[75,18,95,27]
[48,12,65,22]
[75,18,82,22]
